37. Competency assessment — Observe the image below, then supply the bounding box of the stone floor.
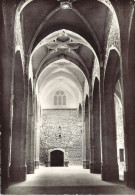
[5,166,135,194]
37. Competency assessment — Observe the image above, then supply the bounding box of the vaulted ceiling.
[18,0,118,108]
[22,0,108,57]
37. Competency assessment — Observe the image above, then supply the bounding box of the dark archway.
[50,150,64,167]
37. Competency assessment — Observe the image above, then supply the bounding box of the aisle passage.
[5,166,135,194]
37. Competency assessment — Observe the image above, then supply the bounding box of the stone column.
[35,123,40,169]
[83,95,90,169]
[1,2,16,191]
[90,78,101,173]
[102,90,119,181]
[82,99,87,169]
[34,98,40,169]
[117,1,135,188]
[89,83,94,172]
[78,103,82,121]
[82,122,86,168]
[26,81,35,174]
[101,51,119,182]
[10,51,27,182]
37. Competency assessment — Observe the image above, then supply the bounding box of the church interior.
[1,0,135,194]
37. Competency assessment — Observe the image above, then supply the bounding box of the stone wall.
[40,109,83,166]
[114,96,126,176]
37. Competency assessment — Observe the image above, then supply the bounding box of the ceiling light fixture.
[61,2,72,9]
[57,0,77,9]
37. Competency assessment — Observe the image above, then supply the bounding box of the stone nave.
[1,0,135,194]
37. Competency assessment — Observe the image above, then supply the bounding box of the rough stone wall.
[40,109,83,166]
[114,96,125,174]
[99,0,121,72]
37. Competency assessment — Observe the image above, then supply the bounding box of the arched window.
[54,90,66,105]
[58,95,62,105]
[63,95,66,105]
[54,95,57,105]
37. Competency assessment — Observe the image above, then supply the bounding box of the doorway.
[50,150,64,167]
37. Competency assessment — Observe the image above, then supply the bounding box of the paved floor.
[5,166,135,194]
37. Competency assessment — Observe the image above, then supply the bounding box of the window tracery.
[54,90,66,105]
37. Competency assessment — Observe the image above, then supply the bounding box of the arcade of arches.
[1,0,135,194]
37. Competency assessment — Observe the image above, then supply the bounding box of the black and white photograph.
[1,0,135,194]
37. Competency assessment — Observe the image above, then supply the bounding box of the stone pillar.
[78,103,84,167]
[102,88,118,181]
[78,103,82,121]
[83,122,86,169]
[1,2,16,191]
[100,50,119,181]
[117,2,135,188]
[34,98,40,169]
[35,124,40,169]
[89,83,93,172]
[114,91,125,180]
[26,81,35,174]
[83,95,90,169]
[90,78,101,173]
[82,100,87,169]
[110,1,135,187]
[10,51,27,182]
